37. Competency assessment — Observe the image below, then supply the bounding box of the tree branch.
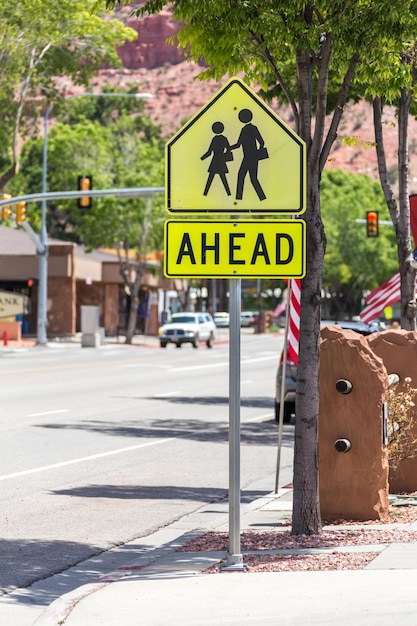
[0,164,17,190]
[319,52,360,173]
[249,33,299,129]
[310,33,332,169]
[296,48,312,148]
[372,96,398,221]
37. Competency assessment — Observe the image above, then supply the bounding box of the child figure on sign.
[201,121,233,196]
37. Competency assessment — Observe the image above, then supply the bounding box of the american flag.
[359,195,417,324]
[288,279,301,366]
[360,272,401,323]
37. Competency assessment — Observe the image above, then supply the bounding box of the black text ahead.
[164,220,305,278]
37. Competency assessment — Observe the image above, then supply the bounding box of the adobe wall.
[0,321,21,341]
[319,326,389,521]
[147,303,159,335]
[104,284,119,335]
[47,245,76,335]
[368,330,417,493]
[48,276,76,335]
[77,282,105,333]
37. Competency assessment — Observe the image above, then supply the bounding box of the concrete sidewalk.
[0,328,236,353]
[30,480,417,626]
[0,332,162,352]
[49,571,417,626]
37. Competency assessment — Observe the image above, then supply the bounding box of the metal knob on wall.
[334,438,352,453]
[335,379,353,394]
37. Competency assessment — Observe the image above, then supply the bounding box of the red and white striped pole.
[275,278,301,492]
[288,279,301,366]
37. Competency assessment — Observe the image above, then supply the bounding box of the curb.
[32,485,283,624]
[33,582,108,626]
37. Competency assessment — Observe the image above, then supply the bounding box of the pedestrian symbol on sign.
[166,76,306,214]
[201,109,268,203]
[232,108,268,202]
[201,121,233,197]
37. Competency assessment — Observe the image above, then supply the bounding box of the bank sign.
[164,220,305,278]
[0,291,27,318]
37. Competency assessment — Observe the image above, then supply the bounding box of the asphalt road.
[0,330,294,594]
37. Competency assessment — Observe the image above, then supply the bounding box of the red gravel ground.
[178,502,417,573]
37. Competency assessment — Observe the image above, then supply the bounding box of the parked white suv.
[240,311,259,327]
[158,312,216,348]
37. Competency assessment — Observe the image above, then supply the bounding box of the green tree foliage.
[321,170,397,318]
[0,1,136,187]
[348,38,417,331]
[108,0,417,535]
[15,92,165,343]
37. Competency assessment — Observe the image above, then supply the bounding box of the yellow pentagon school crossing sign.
[166,77,306,214]
[164,220,306,278]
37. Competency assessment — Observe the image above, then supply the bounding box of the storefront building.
[0,226,182,337]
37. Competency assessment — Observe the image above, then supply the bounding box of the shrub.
[386,377,417,476]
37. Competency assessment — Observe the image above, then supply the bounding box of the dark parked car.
[275,320,381,423]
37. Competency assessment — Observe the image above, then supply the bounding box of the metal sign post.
[222,277,247,570]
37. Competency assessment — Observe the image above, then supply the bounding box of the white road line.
[241,356,277,364]
[0,438,174,482]
[173,354,276,373]
[245,412,274,423]
[173,361,228,372]
[154,391,181,397]
[122,363,172,369]
[27,409,71,417]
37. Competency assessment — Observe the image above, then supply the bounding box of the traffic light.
[78,175,92,208]
[366,211,379,237]
[15,201,26,224]
[1,193,12,219]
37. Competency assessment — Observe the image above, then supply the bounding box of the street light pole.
[38,103,53,346]
[37,91,153,345]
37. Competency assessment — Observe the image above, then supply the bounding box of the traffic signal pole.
[0,187,163,345]
[0,188,163,206]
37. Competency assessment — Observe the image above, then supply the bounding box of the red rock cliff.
[115,3,184,68]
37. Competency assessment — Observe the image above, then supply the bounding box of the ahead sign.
[166,77,306,214]
[164,220,305,278]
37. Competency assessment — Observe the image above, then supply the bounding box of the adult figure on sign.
[201,121,233,196]
[231,108,268,201]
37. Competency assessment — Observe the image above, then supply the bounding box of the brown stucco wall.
[319,326,389,521]
[76,282,119,335]
[76,282,105,331]
[48,276,76,334]
[368,330,417,493]
[104,284,119,335]
[47,245,76,335]
[147,303,159,335]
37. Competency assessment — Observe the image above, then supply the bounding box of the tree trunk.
[292,168,324,536]
[125,291,139,344]
[118,250,143,345]
[373,95,416,330]
[291,48,323,535]
[398,89,416,330]
[125,266,145,344]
